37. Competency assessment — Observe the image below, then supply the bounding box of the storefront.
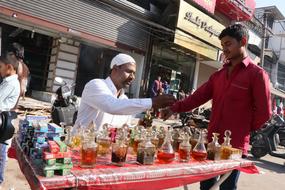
[0,0,151,98]
[0,22,53,92]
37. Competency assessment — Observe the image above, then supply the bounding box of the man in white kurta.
[75,53,175,130]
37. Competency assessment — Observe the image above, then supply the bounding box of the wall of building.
[46,37,80,92]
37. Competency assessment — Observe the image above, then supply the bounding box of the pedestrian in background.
[6,43,30,100]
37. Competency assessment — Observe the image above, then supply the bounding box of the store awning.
[270,84,285,98]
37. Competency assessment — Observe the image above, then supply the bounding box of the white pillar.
[193,54,200,90]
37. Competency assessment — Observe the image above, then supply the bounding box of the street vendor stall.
[12,116,259,190]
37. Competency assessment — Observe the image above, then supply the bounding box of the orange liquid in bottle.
[191,151,207,161]
[157,151,175,164]
[81,148,97,167]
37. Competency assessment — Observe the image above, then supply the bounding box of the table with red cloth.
[12,137,259,190]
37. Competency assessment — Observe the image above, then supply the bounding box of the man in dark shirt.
[162,24,272,190]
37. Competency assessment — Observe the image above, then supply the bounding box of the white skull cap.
[110,53,136,69]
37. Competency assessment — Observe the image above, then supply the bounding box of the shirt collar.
[3,74,18,82]
[223,56,251,68]
[105,77,124,97]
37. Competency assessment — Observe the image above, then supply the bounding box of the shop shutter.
[0,0,149,51]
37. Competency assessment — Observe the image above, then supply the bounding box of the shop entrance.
[148,45,196,98]
[0,23,53,92]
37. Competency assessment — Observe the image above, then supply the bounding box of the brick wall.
[46,37,80,92]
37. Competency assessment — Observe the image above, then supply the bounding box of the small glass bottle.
[179,133,191,162]
[191,129,207,161]
[157,127,166,149]
[111,129,129,165]
[133,129,146,154]
[207,133,221,160]
[190,129,199,150]
[172,129,183,152]
[71,125,83,148]
[157,128,175,164]
[150,128,159,149]
[137,132,156,165]
[65,126,73,147]
[81,132,98,168]
[220,130,232,160]
[97,124,111,156]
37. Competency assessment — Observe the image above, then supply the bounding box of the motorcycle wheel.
[251,146,267,158]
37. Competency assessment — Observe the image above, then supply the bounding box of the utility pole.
[260,12,268,68]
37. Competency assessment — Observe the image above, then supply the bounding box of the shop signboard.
[192,0,216,14]
[216,0,256,21]
[174,29,218,60]
[176,0,225,49]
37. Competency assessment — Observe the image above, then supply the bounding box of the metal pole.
[260,13,267,68]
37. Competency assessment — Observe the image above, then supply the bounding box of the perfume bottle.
[137,132,156,165]
[111,128,129,165]
[97,124,111,156]
[172,128,183,152]
[207,133,221,160]
[191,129,207,161]
[220,130,233,160]
[150,128,159,149]
[133,129,146,154]
[70,125,83,148]
[157,126,166,149]
[190,129,199,150]
[179,133,191,162]
[157,128,175,164]
[81,130,98,168]
[65,126,73,147]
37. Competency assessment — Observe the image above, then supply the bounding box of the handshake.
[151,95,177,120]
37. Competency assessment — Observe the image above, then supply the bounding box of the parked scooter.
[51,77,79,126]
[251,114,285,159]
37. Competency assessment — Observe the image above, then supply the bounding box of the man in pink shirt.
[162,24,272,190]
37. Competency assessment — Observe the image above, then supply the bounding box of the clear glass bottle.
[137,132,156,165]
[111,128,129,165]
[207,133,221,160]
[65,126,73,147]
[190,129,199,150]
[172,129,183,152]
[191,129,207,161]
[71,125,83,148]
[150,128,159,149]
[81,131,98,168]
[97,124,111,156]
[133,129,146,154]
[220,130,232,160]
[157,128,175,164]
[157,126,166,149]
[179,133,191,162]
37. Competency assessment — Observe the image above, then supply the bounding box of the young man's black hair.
[219,24,249,42]
[0,56,19,71]
[6,42,25,60]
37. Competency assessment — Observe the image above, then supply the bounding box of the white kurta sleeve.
[81,80,152,115]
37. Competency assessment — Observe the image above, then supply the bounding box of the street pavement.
[1,98,285,190]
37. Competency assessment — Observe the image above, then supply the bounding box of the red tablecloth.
[13,138,259,190]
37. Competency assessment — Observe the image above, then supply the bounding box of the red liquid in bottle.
[157,151,175,164]
[191,151,207,161]
[81,148,97,167]
[179,148,190,161]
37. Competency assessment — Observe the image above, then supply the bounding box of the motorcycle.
[51,77,79,126]
[251,114,285,159]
